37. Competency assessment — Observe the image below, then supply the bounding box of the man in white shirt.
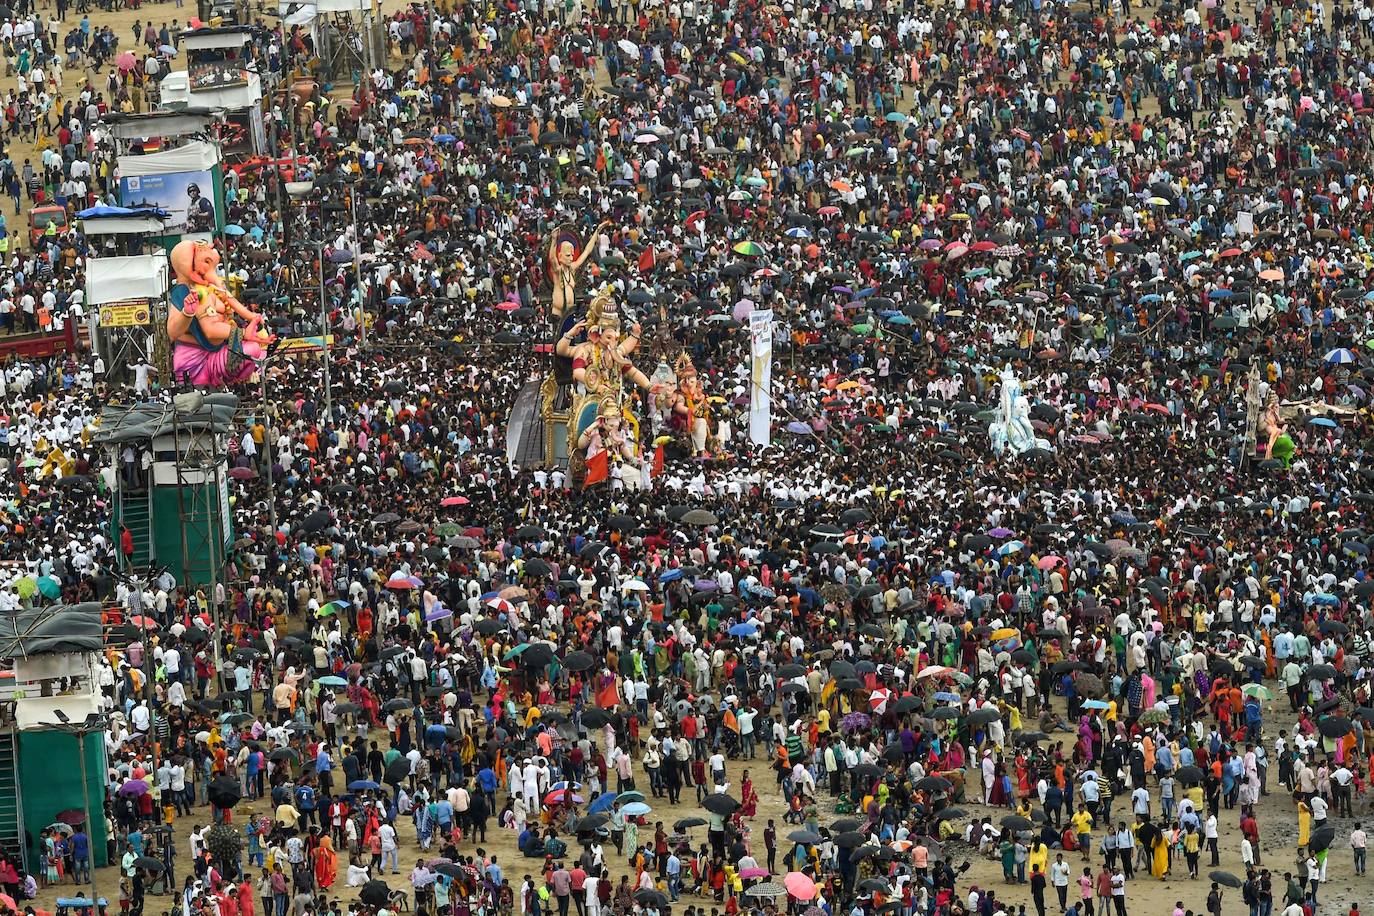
[1351,823,1368,876]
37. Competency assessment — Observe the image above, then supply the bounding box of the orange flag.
[583,450,609,489]
[638,246,656,273]
[652,443,665,478]
[595,675,621,709]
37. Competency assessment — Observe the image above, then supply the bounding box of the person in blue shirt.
[294,781,317,832]
[70,828,91,884]
[315,747,333,797]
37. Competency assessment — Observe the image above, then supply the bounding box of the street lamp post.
[48,711,110,907]
[317,239,333,420]
[259,365,277,538]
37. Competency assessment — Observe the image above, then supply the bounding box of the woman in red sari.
[312,835,338,889]
[740,770,759,818]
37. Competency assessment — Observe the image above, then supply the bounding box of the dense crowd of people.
[6,2,1374,916]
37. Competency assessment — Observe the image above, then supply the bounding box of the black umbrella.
[850,763,883,783]
[359,881,392,908]
[787,829,823,844]
[1000,815,1032,830]
[576,813,610,831]
[915,776,952,792]
[777,664,807,678]
[893,696,920,714]
[207,774,242,810]
[635,890,669,907]
[132,856,165,872]
[1175,765,1204,785]
[523,558,553,578]
[1310,826,1338,852]
[385,757,411,785]
[1318,716,1353,738]
[473,619,506,636]
[702,794,740,815]
[564,651,596,672]
[674,817,707,831]
[580,709,612,728]
[834,831,866,848]
[1209,871,1243,889]
[967,707,1001,726]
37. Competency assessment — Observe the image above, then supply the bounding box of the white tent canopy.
[117,140,219,178]
[85,254,169,306]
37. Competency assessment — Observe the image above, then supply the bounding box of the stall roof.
[93,394,241,445]
[103,109,222,142]
[181,26,257,50]
[0,603,104,658]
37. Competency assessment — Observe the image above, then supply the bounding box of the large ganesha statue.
[167,239,272,387]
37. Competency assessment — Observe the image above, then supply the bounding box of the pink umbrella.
[739,868,769,879]
[783,873,816,900]
[117,50,136,71]
[1036,555,1064,571]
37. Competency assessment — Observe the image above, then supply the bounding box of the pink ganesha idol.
[166,239,274,387]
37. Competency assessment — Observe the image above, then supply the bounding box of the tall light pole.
[314,243,351,422]
[48,710,110,905]
[259,362,277,539]
[345,173,368,350]
[317,239,333,420]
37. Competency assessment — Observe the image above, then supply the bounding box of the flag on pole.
[583,450,609,488]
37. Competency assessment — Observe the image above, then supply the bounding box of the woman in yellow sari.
[1297,798,1312,849]
[1152,833,1169,878]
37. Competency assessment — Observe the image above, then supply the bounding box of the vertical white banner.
[749,308,774,447]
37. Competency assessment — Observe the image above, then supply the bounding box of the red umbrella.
[441,496,470,507]
[685,210,706,227]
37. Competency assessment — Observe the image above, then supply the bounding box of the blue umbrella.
[588,793,618,814]
[317,675,348,687]
[997,540,1026,556]
[348,779,380,791]
[549,781,582,791]
[387,295,411,306]
[933,691,961,702]
[223,224,246,236]
[1082,700,1110,710]
[658,569,683,583]
[434,134,457,143]
[1325,348,1357,364]
[1309,416,1339,428]
[621,801,652,816]
[728,621,760,637]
